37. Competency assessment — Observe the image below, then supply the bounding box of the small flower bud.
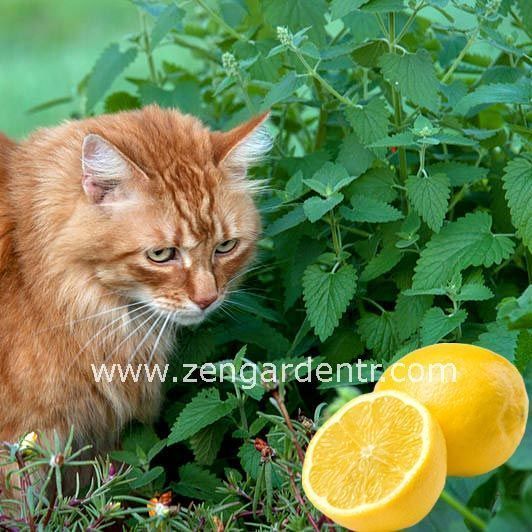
[276,26,293,47]
[222,52,239,76]
[49,453,64,467]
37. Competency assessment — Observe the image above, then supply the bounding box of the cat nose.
[191,293,218,310]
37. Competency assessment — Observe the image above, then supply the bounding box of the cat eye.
[146,247,177,263]
[215,239,238,254]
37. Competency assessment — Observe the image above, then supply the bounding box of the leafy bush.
[2,0,531,529]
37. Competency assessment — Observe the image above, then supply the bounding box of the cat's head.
[73,106,271,325]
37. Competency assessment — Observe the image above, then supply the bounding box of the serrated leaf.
[358,312,397,359]
[456,283,494,302]
[173,464,223,502]
[369,131,416,148]
[265,206,306,237]
[264,0,327,45]
[151,2,184,47]
[406,173,450,232]
[379,50,439,111]
[330,0,368,19]
[345,168,397,202]
[454,78,531,116]
[168,389,237,444]
[345,98,390,146]
[263,71,302,107]
[190,422,228,466]
[360,247,402,281]
[475,322,518,360]
[86,44,138,112]
[430,162,488,186]
[420,308,467,345]
[303,264,357,341]
[303,193,344,222]
[305,162,354,196]
[336,134,375,177]
[342,195,403,223]
[412,212,515,289]
[393,294,433,341]
[503,156,532,252]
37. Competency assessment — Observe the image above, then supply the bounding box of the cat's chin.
[171,312,206,326]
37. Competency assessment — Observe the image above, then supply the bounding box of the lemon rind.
[302,389,435,517]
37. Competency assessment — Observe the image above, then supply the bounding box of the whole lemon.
[375,343,528,476]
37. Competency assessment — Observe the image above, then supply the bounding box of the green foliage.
[11,0,532,529]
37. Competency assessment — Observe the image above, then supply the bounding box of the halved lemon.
[302,390,447,532]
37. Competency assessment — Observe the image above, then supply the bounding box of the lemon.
[375,343,529,476]
[302,390,446,532]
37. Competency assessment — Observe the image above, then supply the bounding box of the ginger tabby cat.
[0,106,270,476]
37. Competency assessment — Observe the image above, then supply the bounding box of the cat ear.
[212,112,272,175]
[81,134,139,204]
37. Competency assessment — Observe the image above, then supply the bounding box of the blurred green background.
[0,0,136,139]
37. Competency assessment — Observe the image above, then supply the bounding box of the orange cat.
[0,106,270,459]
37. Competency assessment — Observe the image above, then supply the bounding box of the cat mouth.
[150,298,223,326]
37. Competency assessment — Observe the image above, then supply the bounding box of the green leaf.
[369,131,416,148]
[454,78,531,116]
[263,71,302,107]
[412,212,515,289]
[345,168,397,202]
[86,44,138,112]
[456,283,494,302]
[345,98,390,146]
[498,287,532,330]
[330,0,367,19]
[151,2,184,47]
[360,247,402,282]
[420,308,467,345]
[430,162,488,186]
[139,80,202,115]
[303,264,358,341]
[265,206,306,237]
[104,91,140,113]
[393,294,433,341]
[189,422,228,466]
[264,0,327,45]
[305,162,354,196]
[303,193,344,222]
[130,466,164,489]
[515,330,532,374]
[503,156,532,252]
[336,134,375,177]
[173,464,223,502]
[406,173,450,232]
[358,312,397,359]
[361,0,405,11]
[379,49,439,111]
[168,389,237,444]
[475,322,519,361]
[342,195,403,223]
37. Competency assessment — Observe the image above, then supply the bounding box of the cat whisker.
[105,309,159,364]
[147,313,172,367]
[127,313,164,365]
[66,305,154,372]
[36,300,152,335]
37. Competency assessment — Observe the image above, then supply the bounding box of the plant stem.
[194,0,248,42]
[289,472,321,532]
[394,2,426,44]
[441,27,479,84]
[292,46,355,107]
[271,389,306,463]
[440,490,488,530]
[140,12,158,84]
[388,13,409,183]
[339,224,372,238]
